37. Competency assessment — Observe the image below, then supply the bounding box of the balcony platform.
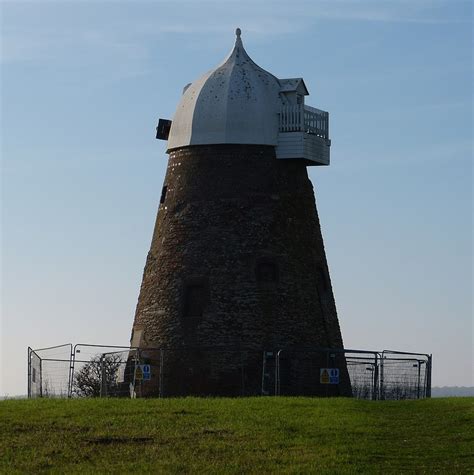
[275,105,331,166]
[276,132,330,166]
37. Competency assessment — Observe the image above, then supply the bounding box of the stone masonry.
[130,144,350,396]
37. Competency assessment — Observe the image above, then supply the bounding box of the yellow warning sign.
[320,368,330,384]
[135,366,143,381]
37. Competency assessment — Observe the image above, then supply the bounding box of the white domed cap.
[167,29,281,151]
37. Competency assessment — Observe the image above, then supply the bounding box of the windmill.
[130,29,350,396]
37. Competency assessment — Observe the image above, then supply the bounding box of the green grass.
[1,397,473,474]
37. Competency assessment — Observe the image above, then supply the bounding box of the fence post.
[159,349,164,398]
[39,358,43,398]
[417,361,422,399]
[372,353,379,401]
[276,350,283,396]
[100,355,107,397]
[261,351,267,395]
[379,353,385,400]
[68,345,78,398]
[261,351,276,396]
[27,348,31,398]
[68,345,74,398]
[133,349,140,398]
[426,355,432,398]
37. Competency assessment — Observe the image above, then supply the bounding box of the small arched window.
[184,284,206,318]
[183,278,209,320]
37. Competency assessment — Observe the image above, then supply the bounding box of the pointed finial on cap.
[236,27,241,38]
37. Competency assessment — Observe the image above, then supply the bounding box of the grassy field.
[1,397,473,474]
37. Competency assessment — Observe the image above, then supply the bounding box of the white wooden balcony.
[276,105,331,166]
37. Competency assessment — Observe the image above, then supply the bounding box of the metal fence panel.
[27,343,432,400]
[27,344,72,398]
[135,348,264,397]
[380,351,431,400]
[275,348,361,398]
[27,348,42,398]
[345,353,379,400]
[70,344,139,398]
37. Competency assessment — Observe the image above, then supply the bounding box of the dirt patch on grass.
[85,436,153,445]
[201,428,233,436]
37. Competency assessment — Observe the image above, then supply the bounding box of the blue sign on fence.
[329,368,339,384]
[142,364,151,381]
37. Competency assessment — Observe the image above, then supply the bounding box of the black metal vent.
[156,119,172,140]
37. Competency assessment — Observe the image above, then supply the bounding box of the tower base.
[130,144,349,397]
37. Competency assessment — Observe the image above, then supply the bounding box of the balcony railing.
[279,105,329,139]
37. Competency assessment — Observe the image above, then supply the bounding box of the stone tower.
[130,29,350,396]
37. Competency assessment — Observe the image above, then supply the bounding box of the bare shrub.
[73,354,122,397]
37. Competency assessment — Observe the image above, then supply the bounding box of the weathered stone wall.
[131,144,348,396]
